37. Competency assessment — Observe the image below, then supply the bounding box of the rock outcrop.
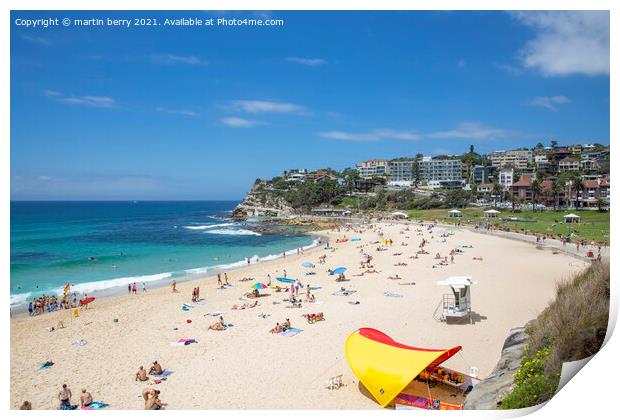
[232,183,295,221]
[464,325,529,410]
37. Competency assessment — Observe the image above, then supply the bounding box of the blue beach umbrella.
[332,267,347,275]
[302,262,315,268]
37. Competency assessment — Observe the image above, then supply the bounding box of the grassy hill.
[406,208,609,243]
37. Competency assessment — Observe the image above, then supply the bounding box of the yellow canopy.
[345,328,461,407]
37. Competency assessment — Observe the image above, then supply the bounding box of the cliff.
[464,326,530,409]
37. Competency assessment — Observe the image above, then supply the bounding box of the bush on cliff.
[500,261,609,409]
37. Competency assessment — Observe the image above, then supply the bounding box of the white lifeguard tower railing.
[435,276,476,323]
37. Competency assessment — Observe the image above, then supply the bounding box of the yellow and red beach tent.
[345,328,462,407]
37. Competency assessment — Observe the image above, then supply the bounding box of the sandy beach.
[10,221,590,410]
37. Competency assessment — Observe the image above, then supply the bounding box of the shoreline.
[10,231,328,317]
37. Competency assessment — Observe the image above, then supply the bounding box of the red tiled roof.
[512,175,532,188]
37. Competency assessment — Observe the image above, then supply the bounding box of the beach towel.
[37,361,54,371]
[351,238,362,242]
[333,290,356,296]
[310,286,323,290]
[206,311,225,317]
[171,338,198,346]
[181,307,190,311]
[150,369,174,377]
[81,402,109,410]
[384,291,403,298]
[304,272,316,276]
[348,301,360,305]
[279,328,303,337]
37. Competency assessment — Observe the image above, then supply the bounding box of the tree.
[550,140,558,148]
[535,142,544,149]
[531,177,542,211]
[551,177,562,210]
[492,180,503,207]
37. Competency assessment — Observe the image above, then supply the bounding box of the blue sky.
[10,10,610,200]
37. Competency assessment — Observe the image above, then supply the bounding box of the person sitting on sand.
[135,366,148,382]
[270,322,283,333]
[282,318,291,330]
[142,388,158,408]
[209,316,226,331]
[80,389,93,408]
[20,401,32,410]
[149,361,163,375]
[307,294,316,303]
[435,253,441,259]
[145,392,163,410]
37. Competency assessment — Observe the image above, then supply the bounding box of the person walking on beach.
[217,273,222,287]
[128,284,131,294]
[142,282,147,292]
[132,282,137,295]
[224,272,229,285]
[171,280,177,293]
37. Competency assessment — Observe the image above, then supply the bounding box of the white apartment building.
[489,149,533,169]
[387,160,415,183]
[498,167,514,190]
[418,157,463,183]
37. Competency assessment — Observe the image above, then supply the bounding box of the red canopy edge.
[358,327,462,368]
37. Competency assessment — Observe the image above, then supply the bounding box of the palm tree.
[531,177,542,211]
[492,180,502,207]
[551,177,562,211]
[567,172,583,209]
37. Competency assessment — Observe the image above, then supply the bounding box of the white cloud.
[60,95,116,108]
[428,122,512,140]
[21,34,52,46]
[287,57,327,66]
[220,117,266,127]
[228,100,308,115]
[151,54,206,65]
[319,129,421,142]
[320,122,513,142]
[44,90,62,97]
[530,95,571,112]
[156,107,198,117]
[512,11,609,76]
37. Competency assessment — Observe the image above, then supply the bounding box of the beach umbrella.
[251,282,268,290]
[302,262,315,268]
[332,267,347,275]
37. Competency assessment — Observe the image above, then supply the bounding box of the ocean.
[10,201,317,306]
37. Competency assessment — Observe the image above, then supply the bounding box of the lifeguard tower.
[436,276,475,323]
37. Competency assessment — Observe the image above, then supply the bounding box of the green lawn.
[407,208,610,244]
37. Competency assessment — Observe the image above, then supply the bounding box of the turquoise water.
[10,201,316,305]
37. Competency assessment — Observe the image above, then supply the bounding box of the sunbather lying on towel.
[208,316,227,331]
[270,322,283,333]
[388,274,401,280]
